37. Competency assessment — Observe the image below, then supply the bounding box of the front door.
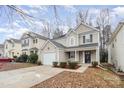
[85,51,91,63]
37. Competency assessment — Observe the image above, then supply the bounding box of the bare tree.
[42,21,52,38]
[96,8,111,50]
[52,6,65,38]
[76,9,90,25]
[96,8,111,62]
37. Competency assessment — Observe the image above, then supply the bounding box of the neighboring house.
[21,31,47,61]
[0,44,4,57]
[41,22,100,65]
[108,21,124,72]
[4,38,21,58]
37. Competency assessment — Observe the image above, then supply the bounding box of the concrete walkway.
[0,64,89,88]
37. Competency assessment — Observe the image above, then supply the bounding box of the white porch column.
[57,49,60,62]
[96,48,100,64]
[82,51,85,63]
[75,50,77,61]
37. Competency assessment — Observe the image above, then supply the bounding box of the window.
[33,39,38,44]
[112,43,114,48]
[24,40,26,44]
[90,34,93,42]
[70,37,75,46]
[71,38,74,45]
[83,36,85,43]
[6,44,8,49]
[12,43,14,47]
[35,39,38,43]
[33,39,35,43]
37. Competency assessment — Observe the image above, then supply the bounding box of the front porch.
[65,49,99,64]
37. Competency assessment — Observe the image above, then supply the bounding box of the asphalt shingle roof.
[49,40,65,48]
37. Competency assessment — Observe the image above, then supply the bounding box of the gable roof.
[108,21,124,44]
[74,22,100,32]
[49,40,65,48]
[53,22,99,40]
[42,39,65,50]
[10,38,21,43]
[21,31,48,40]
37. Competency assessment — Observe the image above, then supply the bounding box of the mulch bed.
[100,63,124,76]
[32,67,122,88]
[53,65,81,70]
[0,62,38,72]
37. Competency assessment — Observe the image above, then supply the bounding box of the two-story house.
[41,22,100,65]
[4,38,21,58]
[21,31,47,61]
[108,21,124,72]
[0,44,4,57]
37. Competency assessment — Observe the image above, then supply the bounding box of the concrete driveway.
[0,65,89,88]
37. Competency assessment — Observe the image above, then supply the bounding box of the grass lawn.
[0,62,38,72]
[32,67,124,88]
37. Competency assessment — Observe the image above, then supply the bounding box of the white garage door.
[43,53,56,65]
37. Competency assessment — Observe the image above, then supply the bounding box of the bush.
[16,54,28,62]
[92,61,98,67]
[100,50,108,62]
[59,62,67,68]
[68,61,78,69]
[52,62,58,67]
[29,53,38,64]
[37,61,42,65]
[13,56,17,59]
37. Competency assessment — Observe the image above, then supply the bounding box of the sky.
[0,5,124,44]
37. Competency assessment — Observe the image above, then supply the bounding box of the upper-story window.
[70,37,75,46]
[83,34,93,43]
[33,39,38,44]
[24,40,26,44]
[35,39,38,43]
[112,43,114,48]
[83,36,85,43]
[6,44,8,49]
[90,34,93,42]
[12,43,14,47]
[22,39,29,46]
[33,39,35,44]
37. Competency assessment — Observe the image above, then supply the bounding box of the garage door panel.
[43,53,56,65]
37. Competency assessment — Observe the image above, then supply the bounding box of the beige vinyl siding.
[108,25,124,71]
[79,32,99,45]
[54,38,66,47]
[66,32,78,47]
[41,42,58,62]
[91,51,96,62]
[58,50,66,62]
[31,38,46,49]
[76,24,93,34]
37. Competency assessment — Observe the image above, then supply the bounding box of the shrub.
[52,62,58,67]
[16,54,28,62]
[21,54,28,62]
[68,61,78,69]
[100,50,108,62]
[92,61,98,67]
[29,53,38,64]
[37,61,42,65]
[59,62,67,68]
[13,56,17,59]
